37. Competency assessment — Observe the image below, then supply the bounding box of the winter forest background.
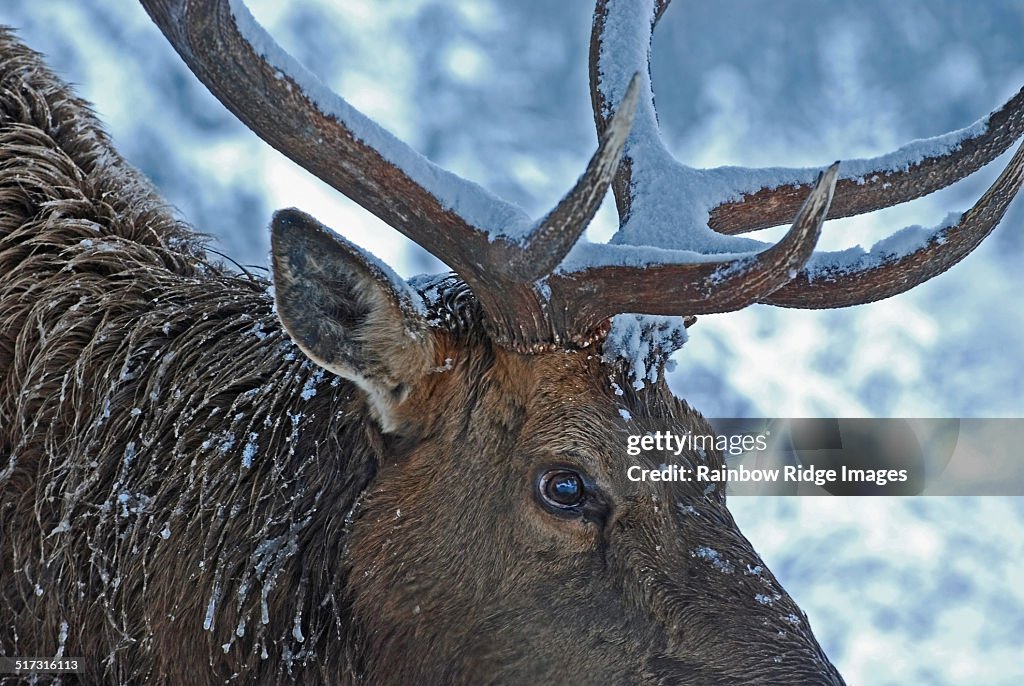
[3,0,1023,682]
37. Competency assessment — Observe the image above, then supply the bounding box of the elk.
[1,0,1021,683]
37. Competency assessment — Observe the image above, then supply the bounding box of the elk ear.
[270,208,434,432]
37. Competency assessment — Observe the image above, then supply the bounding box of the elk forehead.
[387,308,719,503]
[518,351,707,455]
[511,353,671,465]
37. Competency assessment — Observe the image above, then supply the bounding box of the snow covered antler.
[142,0,1022,351]
[591,0,1024,310]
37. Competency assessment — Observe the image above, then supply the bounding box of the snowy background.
[3,0,1023,682]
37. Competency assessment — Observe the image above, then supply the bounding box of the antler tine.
[574,0,840,325]
[504,75,640,282]
[764,139,1024,308]
[710,88,1024,236]
[587,0,674,221]
[549,164,838,334]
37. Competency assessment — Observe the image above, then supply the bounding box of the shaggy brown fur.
[0,29,380,682]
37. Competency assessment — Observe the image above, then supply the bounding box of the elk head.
[141,0,1023,683]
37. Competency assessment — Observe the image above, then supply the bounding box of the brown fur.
[0,30,376,682]
[0,29,844,685]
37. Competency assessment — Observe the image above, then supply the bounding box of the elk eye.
[540,470,585,508]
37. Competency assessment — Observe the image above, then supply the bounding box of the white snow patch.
[692,545,734,573]
[602,314,688,390]
[301,368,325,400]
[242,433,259,469]
[204,582,222,631]
[56,621,69,657]
[49,520,71,536]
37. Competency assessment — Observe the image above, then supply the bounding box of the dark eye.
[539,469,585,509]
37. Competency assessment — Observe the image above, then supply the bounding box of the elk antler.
[590,0,1024,311]
[142,0,1020,353]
